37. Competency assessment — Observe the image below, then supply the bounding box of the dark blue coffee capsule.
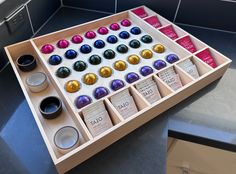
[49,55,62,65]
[119,31,130,39]
[130,27,141,35]
[80,44,92,54]
[107,35,118,44]
[94,40,105,49]
[65,49,77,59]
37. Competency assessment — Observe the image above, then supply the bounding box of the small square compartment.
[109,87,149,119]
[176,56,213,79]
[175,35,207,53]
[157,65,193,91]
[195,48,230,69]
[134,75,173,104]
[131,6,152,18]
[144,15,170,28]
[80,100,123,137]
[159,24,187,40]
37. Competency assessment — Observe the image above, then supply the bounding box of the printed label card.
[196,48,217,68]
[83,101,113,137]
[176,36,197,53]
[178,59,200,79]
[111,89,138,119]
[132,7,148,18]
[159,25,179,40]
[136,77,161,104]
[158,67,183,90]
[144,16,162,28]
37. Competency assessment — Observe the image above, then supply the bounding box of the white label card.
[82,101,113,137]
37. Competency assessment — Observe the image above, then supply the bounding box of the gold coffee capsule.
[114,60,127,71]
[83,73,97,85]
[127,54,140,65]
[140,49,153,59]
[65,80,80,93]
[153,44,165,53]
[99,66,113,78]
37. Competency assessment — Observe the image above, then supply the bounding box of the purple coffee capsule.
[140,66,153,76]
[126,72,140,83]
[153,59,167,70]
[94,87,109,99]
[110,79,125,91]
[166,54,179,64]
[75,95,92,109]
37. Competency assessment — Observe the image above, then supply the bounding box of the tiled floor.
[0,6,236,174]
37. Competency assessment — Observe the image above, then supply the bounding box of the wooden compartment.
[194,47,230,69]
[175,35,207,53]
[159,24,188,40]
[133,75,174,105]
[79,99,124,137]
[143,15,170,28]
[5,41,92,160]
[176,56,213,79]
[157,65,194,91]
[108,87,150,119]
[4,5,231,174]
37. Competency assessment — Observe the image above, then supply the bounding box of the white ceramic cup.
[54,126,80,154]
[26,72,48,93]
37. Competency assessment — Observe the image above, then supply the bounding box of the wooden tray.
[5,6,231,174]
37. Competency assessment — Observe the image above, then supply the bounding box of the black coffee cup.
[16,55,37,72]
[39,96,62,119]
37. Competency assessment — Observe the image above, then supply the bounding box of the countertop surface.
[0,7,235,174]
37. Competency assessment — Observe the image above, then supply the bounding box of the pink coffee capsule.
[97,27,109,35]
[41,44,54,54]
[110,23,120,31]
[85,31,96,39]
[121,19,131,27]
[71,35,83,44]
[159,25,178,40]
[196,48,217,68]
[176,36,197,53]
[144,16,162,28]
[132,7,148,18]
[57,39,69,48]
